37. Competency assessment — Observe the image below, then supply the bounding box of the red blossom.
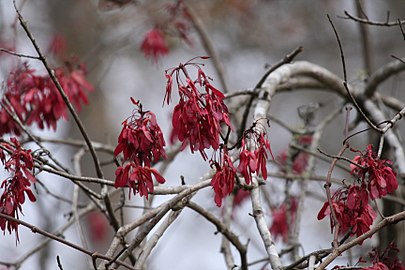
[210,147,236,207]
[114,99,166,198]
[140,28,169,63]
[0,61,93,136]
[237,128,273,184]
[317,185,376,238]
[0,138,36,242]
[115,162,165,199]
[350,145,398,199]
[165,58,231,160]
[237,140,257,185]
[269,198,298,242]
[114,98,166,167]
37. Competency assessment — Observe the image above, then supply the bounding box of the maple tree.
[0,1,405,270]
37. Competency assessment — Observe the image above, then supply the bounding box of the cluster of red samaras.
[113,98,167,198]
[318,145,398,238]
[114,58,274,207]
[0,62,93,137]
[0,138,36,242]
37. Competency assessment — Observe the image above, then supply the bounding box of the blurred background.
[0,0,404,269]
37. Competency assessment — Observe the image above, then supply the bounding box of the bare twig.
[341,10,405,27]
[0,47,40,59]
[56,256,63,270]
[327,14,347,82]
[0,213,136,270]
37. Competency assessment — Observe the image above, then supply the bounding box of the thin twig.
[56,256,63,270]
[341,10,405,27]
[327,14,347,82]
[0,213,137,270]
[0,47,40,59]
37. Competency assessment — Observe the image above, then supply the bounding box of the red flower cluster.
[350,145,398,199]
[0,138,36,242]
[140,28,169,63]
[165,58,231,160]
[317,185,376,238]
[269,198,298,242]
[114,98,166,198]
[364,242,405,270]
[210,147,236,207]
[238,129,273,184]
[0,61,93,136]
[318,145,399,239]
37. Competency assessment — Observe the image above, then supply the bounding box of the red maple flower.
[165,58,231,160]
[238,140,257,185]
[210,147,236,207]
[350,145,398,199]
[317,185,376,238]
[140,28,169,63]
[115,162,165,199]
[0,61,94,136]
[237,128,273,184]
[114,98,166,167]
[114,99,166,198]
[0,138,36,242]
[269,198,298,242]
